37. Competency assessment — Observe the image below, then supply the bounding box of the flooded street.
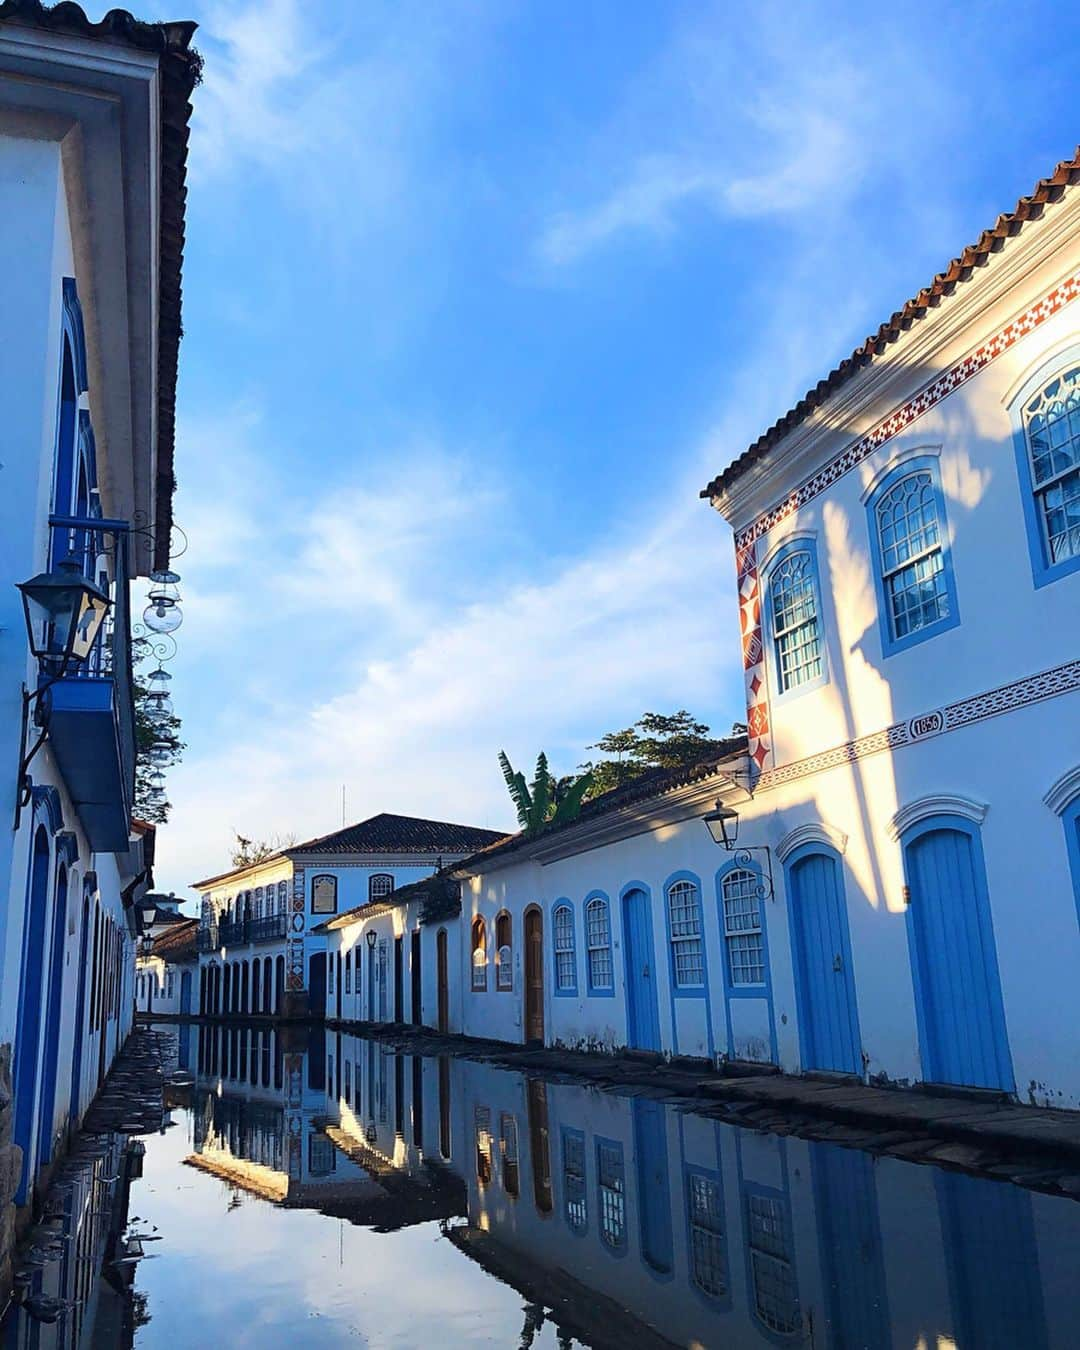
[10,1021,1080,1348]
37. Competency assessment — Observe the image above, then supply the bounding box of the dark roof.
[0,0,201,570]
[288,812,508,857]
[151,917,198,961]
[701,148,1080,502]
[453,736,748,874]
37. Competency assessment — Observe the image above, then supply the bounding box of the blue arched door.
[787,848,861,1074]
[13,826,52,1203]
[622,887,661,1051]
[903,817,1013,1091]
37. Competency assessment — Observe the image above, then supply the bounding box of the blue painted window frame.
[561,1125,588,1235]
[762,536,829,702]
[1009,346,1080,588]
[551,899,578,996]
[866,454,961,657]
[741,1174,802,1341]
[715,859,778,1065]
[584,891,615,997]
[1063,794,1080,929]
[663,870,708,997]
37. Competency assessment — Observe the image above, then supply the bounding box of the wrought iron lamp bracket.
[727,845,776,902]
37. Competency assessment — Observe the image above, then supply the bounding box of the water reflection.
[148,1025,1080,1347]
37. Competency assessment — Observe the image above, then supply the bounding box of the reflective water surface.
[18,1022,1080,1348]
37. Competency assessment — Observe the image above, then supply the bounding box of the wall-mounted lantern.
[18,557,109,671]
[703,799,775,900]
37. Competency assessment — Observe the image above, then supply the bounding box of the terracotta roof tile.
[701,148,1080,502]
[288,812,508,857]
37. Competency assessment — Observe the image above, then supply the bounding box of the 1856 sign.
[908,710,944,740]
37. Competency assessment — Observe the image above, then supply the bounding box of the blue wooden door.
[181,969,193,1014]
[632,1099,672,1274]
[789,850,861,1074]
[905,821,1013,1090]
[622,888,661,1051]
[811,1142,890,1349]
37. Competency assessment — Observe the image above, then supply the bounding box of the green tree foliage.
[498,751,594,836]
[133,671,184,825]
[579,710,729,798]
[230,831,297,869]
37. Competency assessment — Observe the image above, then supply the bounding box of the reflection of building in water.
[4,1132,145,1349]
[187,1029,1080,1349]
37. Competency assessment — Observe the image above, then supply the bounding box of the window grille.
[345,949,352,994]
[277,881,288,914]
[875,471,949,638]
[596,1139,625,1250]
[747,1193,800,1334]
[1023,365,1080,565]
[667,879,705,987]
[563,1130,587,1232]
[369,873,394,903]
[553,904,576,991]
[500,1113,519,1197]
[689,1173,727,1297]
[475,1106,493,1186]
[585,898,613,991]
[254,887,263,919]
[769,549,823,692]
[721,870,765,985]
[471,918,487,991]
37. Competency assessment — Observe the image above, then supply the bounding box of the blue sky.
[145,0,1077,898]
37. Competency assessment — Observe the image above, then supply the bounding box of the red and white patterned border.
[735,272,1080,771]
[756,658,1080,792]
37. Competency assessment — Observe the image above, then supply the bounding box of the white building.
[446,151,1080,1108]
[195,813,505,1021]
[0,0,197,1297]
[135,911,198,1016]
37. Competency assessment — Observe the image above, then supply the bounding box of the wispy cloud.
[536,7,925,266]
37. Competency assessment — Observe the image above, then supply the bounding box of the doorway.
[524,907,544,1043]
[436,929,449,1033]
[410,929,422,1025]
[394,936,404,1023]
[788,848,861,1074]
[621,887,661,1051]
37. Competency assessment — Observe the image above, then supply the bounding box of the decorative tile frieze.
[757,659,1080,791]
[735,273,1080,551]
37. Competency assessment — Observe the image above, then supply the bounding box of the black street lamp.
[18,557,110,671]
[703,799,775,900]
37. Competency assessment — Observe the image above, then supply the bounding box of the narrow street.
[7,1021,1080,1347]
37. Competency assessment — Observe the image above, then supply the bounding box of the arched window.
[369,873,394,903]
[720,869,765,985]
[495,912,512,991]
[254,886,263,919]
[584,897,612,992]
[471,917,487,991]
[868,458,958,655]
[596,1138,625,1251]
[562,1128,587,1233]
[277,880,288,914]
[475,1105,493,1185]
[766,542,826,695]
[552,903,576,993]
[745,1188,800,1334]
[667,878,705,988]
[1020,362,1080,574]
[500,1113,519,1197]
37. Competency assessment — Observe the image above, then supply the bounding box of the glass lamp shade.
[147,667,172,693]
[148,743,173,766]
[146,769,167,790]
[18,561,110,666]
[704,802,739,848]
[366,930,377,949]
[143,599,182,635]
[140,903,157,928]
[144,692,174,721]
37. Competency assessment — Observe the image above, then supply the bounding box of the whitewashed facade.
[451,156,1080,1108]
[0,0,197,1297]
[196,814,504,1020]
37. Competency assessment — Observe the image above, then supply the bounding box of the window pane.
[876,471,949,637]
[747,1193,800,1334]
[689,1173,727,1297]
[722,871,764,985]
[553,905,576,991]
[770,550,823,692]
[597,1140,625,1250]
[586,899,613,990]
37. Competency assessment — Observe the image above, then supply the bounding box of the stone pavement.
[332,1018,1080,1202]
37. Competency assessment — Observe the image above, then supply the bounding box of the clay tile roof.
[701,147,1080,502]
[151,916,198,960]
[0,0,201,570]
[288,812,508,857]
